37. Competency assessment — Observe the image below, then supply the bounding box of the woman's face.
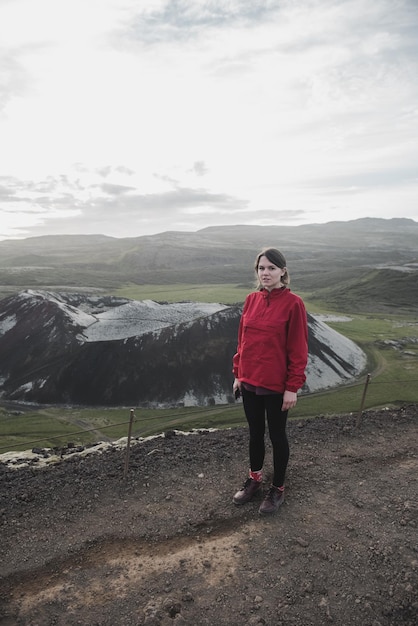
[257,255,285,291]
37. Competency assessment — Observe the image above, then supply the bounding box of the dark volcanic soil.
[0,405,417,626]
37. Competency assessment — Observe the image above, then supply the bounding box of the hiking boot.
[233,477,262,505]
[259,486,284,515]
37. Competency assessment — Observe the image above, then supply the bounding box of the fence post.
[356,374,371,429]
[123,408,135,480]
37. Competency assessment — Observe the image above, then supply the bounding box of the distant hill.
[310,267,418,313]
[0,218,417,311]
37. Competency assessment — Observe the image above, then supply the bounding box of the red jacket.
[233,287,308,393]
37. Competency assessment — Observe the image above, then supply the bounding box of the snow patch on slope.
[20,290,96,328]
[78,300,229,342]
[0,314,16,336]
[306,315,367,392]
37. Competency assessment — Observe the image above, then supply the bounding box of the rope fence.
[0,403,236,452]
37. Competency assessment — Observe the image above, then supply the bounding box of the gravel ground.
[0,404,417,626]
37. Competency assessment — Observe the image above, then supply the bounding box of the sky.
[0,0,417,241]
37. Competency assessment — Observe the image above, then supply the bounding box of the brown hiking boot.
[259,486,285,515]
[233,477,262,505]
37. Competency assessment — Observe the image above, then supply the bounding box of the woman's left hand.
[282,390,297,411]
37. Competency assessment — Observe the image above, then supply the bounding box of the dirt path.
[0,405,417,625]
[52,411,114,443]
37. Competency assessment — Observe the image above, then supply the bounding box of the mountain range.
[0,218,417,312]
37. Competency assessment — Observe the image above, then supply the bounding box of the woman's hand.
[282,390,297,411]
[233,378,241,395]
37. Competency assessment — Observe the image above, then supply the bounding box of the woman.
[232,247,308,515]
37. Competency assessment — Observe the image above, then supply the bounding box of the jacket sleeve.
[232,298,248,378]
[285,298,308,393]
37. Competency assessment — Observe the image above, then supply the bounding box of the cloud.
[87,184,248,221]
[302,167,418,194]
[99,183,136,196]
[95,165,135,178]
[0,48,29,113]
[0,170,252,237]
[190,161,208,177]
[122,0,280,45]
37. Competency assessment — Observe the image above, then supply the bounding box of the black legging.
[242,386,289,488]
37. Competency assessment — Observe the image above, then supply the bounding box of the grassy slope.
[306,268,418,313]
[111,282,253,304]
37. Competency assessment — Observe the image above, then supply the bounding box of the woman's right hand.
[233,378,241,395]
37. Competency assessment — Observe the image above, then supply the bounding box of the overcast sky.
[0,0,417,240]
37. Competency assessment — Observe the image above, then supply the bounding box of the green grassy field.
[111,282,253,304]
[1,291,417,454]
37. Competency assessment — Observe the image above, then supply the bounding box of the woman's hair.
[254,247,290,289]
